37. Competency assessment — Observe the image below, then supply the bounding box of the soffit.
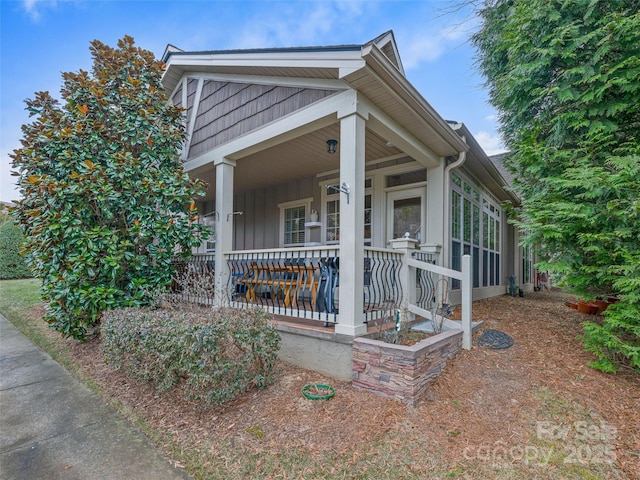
[194,125,402,199]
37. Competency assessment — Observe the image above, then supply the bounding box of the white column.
[389,238,419,322]
[461,254,472,349]
[424,164,445,264]
[335,112,368,337]
[214,158,235,306]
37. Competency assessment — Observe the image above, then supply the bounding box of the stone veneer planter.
[352,329,463,405]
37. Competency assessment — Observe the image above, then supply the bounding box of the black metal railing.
[363,247,404,322]
[168,247,406,327]
[226,247,340,325]
[412,251,438,312]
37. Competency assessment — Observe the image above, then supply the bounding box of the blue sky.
[0,0,505,203]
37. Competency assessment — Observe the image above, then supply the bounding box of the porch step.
[411,318,484,334]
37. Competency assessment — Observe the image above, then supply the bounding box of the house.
[161,31,530,379]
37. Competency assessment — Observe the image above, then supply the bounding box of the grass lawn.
[0,279,637,479]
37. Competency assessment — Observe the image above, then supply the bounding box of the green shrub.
[101,306,280,405]
[0,218,31,279]
[11,37,208,340]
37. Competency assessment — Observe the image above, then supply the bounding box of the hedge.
[101,306,280,405]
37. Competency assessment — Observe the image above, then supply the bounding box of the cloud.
[398,11,479,69]
[21,0,76,21]
[474,131,507,156]
[228,1,371,50]
[22,0,50,20]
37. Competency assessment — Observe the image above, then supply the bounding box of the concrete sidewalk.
[0,313,191,480]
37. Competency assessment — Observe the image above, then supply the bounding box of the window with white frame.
[482,199,501,287]
[279,198,312,247]
[323,179,372,245]
[200,211,216,252]
[451,172,502,289]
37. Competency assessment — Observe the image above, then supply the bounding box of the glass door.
[386,188,425,242]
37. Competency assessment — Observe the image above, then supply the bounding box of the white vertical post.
[425,164,445,251]
[334,112,367,337]
[461,254,472,349]
[389,238,419,321]
[214,158,235,307]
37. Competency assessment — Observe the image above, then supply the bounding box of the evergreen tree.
[473,0,640,371]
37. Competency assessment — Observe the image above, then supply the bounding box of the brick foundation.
[352,329,463,405]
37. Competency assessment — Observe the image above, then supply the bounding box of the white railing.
[406,253,473,349]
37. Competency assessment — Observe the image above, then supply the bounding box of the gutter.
[442,139,467,269]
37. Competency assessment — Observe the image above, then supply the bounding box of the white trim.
[182,77,204,161]
[278,198,313,247]
[277,197,314,209]
[165,49,365,68]
[357,95,442,167]
[181,72,347,91]
[319,179,373,246]
[386,186,426,244]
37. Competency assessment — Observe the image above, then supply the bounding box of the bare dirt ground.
[39,289,639,479]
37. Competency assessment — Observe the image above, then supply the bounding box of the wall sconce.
[326,139,338,154]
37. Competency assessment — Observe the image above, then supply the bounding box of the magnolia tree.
[11,36,209,340]
[473,0,639,372]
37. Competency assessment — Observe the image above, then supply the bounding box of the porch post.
[335,111,367,337]
[389,238,419,322]
[214,158,235,306]
[425,164,445,264]
[461,254,472,349]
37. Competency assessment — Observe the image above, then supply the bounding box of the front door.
[386,187,425,242]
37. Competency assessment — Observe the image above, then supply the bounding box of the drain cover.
[476,329,514,349]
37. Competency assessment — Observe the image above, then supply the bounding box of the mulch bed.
[38,290,639,478]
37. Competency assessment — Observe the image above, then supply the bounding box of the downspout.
[441,138,467,269]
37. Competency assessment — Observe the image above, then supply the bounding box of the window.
[450,172,502,289]
[323,179,372,245]
[200,212,216,252]
[279,198,312,247]
[482,203,501,287]
[205,231,215,252]
[386,169,426,188]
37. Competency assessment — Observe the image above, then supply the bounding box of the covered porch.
[161,32,474,356]
[172,243,474,351]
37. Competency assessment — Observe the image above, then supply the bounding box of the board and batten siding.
[229,175,320,250]
[186,80,336,159]
[171,83,183,108]
[185,79,199,137]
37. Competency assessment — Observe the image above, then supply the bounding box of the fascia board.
[456,124,520,204]
[175,72,348,91]
[360,45,468,154]
[165,50,364,70]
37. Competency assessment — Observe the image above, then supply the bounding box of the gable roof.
[161,31,468,158]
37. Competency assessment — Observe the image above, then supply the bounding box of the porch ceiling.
[193,125,402,199]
